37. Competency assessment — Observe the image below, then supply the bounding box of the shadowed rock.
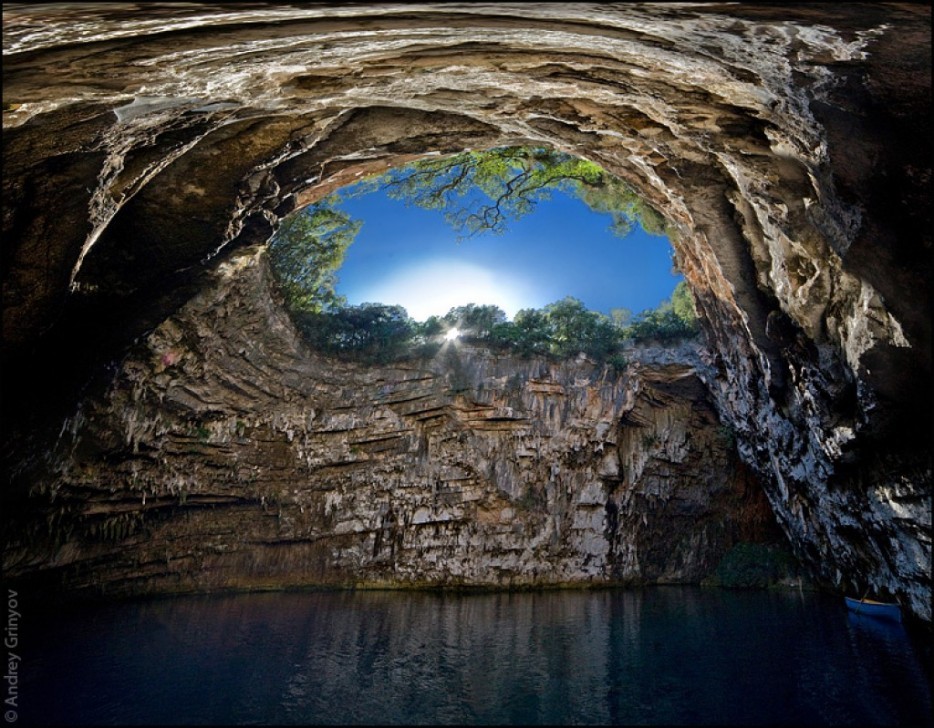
[2,3,930,620]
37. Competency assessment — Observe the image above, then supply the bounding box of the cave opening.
[266,146,699,365]
[1,2,930,643]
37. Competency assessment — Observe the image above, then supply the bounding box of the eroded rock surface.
[3,252,776,596]
[1,4,930,618]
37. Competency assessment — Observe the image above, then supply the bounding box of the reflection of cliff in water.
[21,588,932,725]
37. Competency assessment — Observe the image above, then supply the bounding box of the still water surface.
[19,587,931,725]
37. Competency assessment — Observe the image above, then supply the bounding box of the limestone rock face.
[1,4,930,618]
[3,253,775,596]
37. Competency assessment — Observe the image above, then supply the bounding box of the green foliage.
[490,308,551,356]
[606,352,629,373]
[418,315,445,338]
[285,285,700,366]
[624,281,699,343]
[484,296,626,363]
[574,170,669,238]
[266,147,700,366]
[671,279,697,323]
[442,303,507,340]
[542,297,621,359]
[610,307,633,328]
[292,303,418,364]
[344,146,670,240]
[268,199,362,313]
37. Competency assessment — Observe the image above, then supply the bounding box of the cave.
[2,3,931,627]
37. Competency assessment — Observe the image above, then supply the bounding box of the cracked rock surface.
[2,4,930,619]
[3,252,778,596]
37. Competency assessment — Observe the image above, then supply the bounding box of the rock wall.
[2,4,930,619]
[3,252,777,596]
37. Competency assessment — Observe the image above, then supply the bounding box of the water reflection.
[21,587,932,725]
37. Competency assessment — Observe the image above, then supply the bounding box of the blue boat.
[845,596,902,622]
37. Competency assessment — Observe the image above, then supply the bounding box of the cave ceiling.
[1,3,931,620]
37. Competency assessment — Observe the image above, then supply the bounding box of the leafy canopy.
[289,283,699,366]
[269,146,672,317]
[265,145,696,365]
[267,198,361,313]
[345,146,670,240]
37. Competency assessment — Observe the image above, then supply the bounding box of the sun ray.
[362,259,538,320]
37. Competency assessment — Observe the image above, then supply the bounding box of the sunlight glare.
[361,259,540,321]
[445,327,460,341]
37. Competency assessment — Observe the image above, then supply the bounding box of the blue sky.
[332,183,680,322]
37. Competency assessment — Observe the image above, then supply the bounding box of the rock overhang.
[1,3,930,620]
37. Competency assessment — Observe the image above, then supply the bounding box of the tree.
[610,307,633,329]
[267,148,692,363]
[541,297,623,359]
[294,303,416,363]
[411,316,445,358]
[442,303,506,339]
[268,199,362,313]
[670,280,697,326]
[492,308,551,356]
[543,297,588,356]
[586,316,624,359]
[576,172,671,238]
[343,146,669,240]
[415,315,445,339]
[626,306,697,344]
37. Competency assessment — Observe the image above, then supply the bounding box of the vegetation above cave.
[350,145,670,240]
[289,289,698,366]
[267,204,361,314]
[268,146,698,365]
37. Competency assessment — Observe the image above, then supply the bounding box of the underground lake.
[14,587,932,726]
[2,4,931,727]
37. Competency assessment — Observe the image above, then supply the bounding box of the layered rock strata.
[1,4,930,618]
[3,252,777,596]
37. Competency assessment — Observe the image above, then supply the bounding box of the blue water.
[16,587,931,725]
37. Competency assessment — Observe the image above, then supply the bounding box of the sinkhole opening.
[267,146,701,365]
